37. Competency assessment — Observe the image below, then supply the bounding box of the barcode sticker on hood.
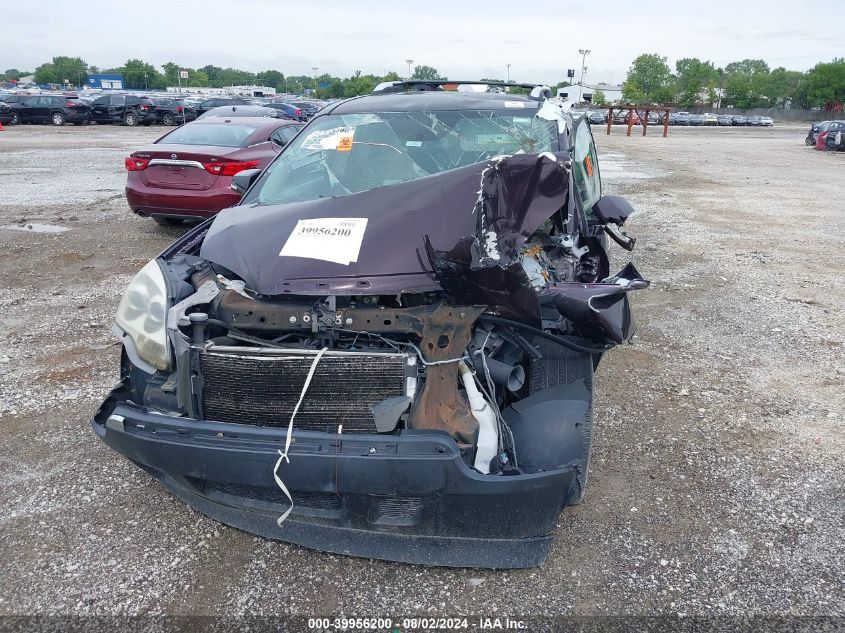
[279,218,368,266]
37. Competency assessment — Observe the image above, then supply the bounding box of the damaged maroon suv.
[92,82,649,568]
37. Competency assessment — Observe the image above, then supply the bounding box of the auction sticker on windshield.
[302,127,356,151]
[279,218,368,265]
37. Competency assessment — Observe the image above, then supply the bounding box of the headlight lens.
[116,259,170,370]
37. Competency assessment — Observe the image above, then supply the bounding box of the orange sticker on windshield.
[584,155,593,177]
[337,135,353,152]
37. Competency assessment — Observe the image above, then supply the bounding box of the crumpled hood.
[200,152,570,296]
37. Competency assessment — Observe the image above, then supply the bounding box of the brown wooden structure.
[604,105,672,137]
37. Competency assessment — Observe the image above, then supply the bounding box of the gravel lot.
[0,123,842,619]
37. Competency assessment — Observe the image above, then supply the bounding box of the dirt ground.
[0,122,842,618]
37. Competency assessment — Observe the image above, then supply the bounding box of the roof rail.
[372,80,551,101]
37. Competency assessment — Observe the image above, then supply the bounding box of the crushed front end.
[93,110,648,568]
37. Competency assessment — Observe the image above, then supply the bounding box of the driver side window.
[571,118,601,212]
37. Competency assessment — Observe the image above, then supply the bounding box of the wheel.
[805,136,815,147]
[123,112,138,126]
[529,339,595,502]
[10,112,19,125]
[161,112,175,126]
[51,112,66,126]
[152,216,183,226]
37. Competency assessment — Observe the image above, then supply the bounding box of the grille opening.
[200,349,409,433]
[187,478,344,511]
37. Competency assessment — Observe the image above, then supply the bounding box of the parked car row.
[0,91,325,127]
[568,108,775,127]
[807,120,845,151]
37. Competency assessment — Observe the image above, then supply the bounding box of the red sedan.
[124,117,303,225]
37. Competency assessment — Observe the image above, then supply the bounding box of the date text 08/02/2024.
[306,617,527,630]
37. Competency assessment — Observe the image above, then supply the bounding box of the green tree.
[188,71,209,87]
[722,58,771,108]
[674,58,718,107]
[121,59,165,90]
[622,54,674,104]
[34,63,57,84]
[3,68,27,81]
[199,65,223,85]
[342,70,377,97]
[413,65,445,80]
[592,88,606,106]
[161,62,181,85]
[800,58,845,109]
[763,67,803,107]
[255,70,285,90]
[34,56,88,86]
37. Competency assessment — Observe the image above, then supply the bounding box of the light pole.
[144,72,148,91]
[312,67,319,94]
[506,63,511,83]
[578,49,591,102]
[405,59,414,80]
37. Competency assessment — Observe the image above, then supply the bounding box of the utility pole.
[506,63,511,83]
[144,72,148,91]
[312,67,318,94]
[578,49,591,102]
[405,59,414,80]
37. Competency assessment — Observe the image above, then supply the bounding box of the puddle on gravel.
[1,223,70,234]
[600,155,663,180]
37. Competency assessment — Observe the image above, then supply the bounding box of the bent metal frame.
[604,105,672,137]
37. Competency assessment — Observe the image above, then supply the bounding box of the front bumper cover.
[92,383,577,568]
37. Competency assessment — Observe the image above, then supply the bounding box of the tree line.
[622,54,845,109]
[1,58,447,99]
[4,54,843,108]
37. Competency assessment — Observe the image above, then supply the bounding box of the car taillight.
[141,105,149,111]
[176,106,183,112]
[203,159,260,176]
[125,157,150,171]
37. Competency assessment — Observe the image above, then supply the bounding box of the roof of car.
[327,91,541,115]
[190,116,301,127]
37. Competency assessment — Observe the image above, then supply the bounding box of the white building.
[556,82,623,104]
[165,85,276,97]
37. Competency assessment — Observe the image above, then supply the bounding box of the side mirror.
[592,195,635,226]
[230,169,262,195]
[593,196,637,251]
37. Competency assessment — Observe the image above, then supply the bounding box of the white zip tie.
[272,346,328,526]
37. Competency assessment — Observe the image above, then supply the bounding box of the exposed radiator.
[200,348,412,433]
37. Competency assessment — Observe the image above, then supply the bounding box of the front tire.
[123,113,138,127]
[161,112,175,126]
[10,112,19,125]
[51,112,66,126]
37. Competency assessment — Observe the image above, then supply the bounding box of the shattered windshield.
[247,109,561,206]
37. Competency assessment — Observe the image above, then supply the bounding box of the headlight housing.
[115,259,170,371]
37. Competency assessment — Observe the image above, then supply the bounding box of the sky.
[3,0,843,85]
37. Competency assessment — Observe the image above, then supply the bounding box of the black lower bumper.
[92,385,577,568]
